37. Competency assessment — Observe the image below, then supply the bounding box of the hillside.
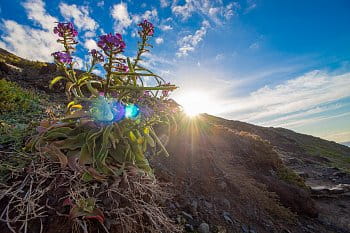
[1,49,350,233]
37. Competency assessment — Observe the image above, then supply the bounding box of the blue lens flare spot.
[90,97,114,122]
[90,97,127,123]
[111,101,125,122]
[125,104,140,119]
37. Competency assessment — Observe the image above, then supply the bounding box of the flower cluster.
[115,63,129,73]
[51,51,73,64]
[161,83,172,97]
[53,22,78,38]
[52,22,77,63]
[97,33,126,53]
[138,19,154,37]
[90,49,104,63]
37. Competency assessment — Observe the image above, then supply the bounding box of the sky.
[0,0,350,144]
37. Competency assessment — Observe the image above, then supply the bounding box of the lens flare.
[90,97,127,123]
[111,101,125,122]
[125,104,140,119]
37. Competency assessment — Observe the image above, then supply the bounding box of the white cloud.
[159,24,173,31]
[110,2,132,33]
[160,0,170,8]
[249,42,259,49]
[84,31,96,38]
[324,131,350,143]
[223,3,237,19]
[176,20,209,57]
[221,71,350,126]
[172,0,195,20]
[97,1,104,7]
[0,0,61,61]
[22,0,57,30]
[155,37,164,44]
[171,0,237,24]
[59,3,98,31]
[245,0,257,13]
[215,53,225,60]
[74,56,84,69]
[131,9,159,25]
[84,39,98,51]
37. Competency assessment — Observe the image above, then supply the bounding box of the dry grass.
[0,151,181,233]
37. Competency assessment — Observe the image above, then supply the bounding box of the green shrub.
[0,79,45,148]
[0,79,41,114]
[277,167,307,189]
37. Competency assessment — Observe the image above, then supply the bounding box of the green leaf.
[58,133,86,150]
[127,57,135,73]
[81,171,93,182]
[50,76,66,89]
[144,133,155,147]
[150,128,170,157]
[79,143,93,165]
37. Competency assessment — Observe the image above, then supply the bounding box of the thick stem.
[110,85,176,91]
[105,49,114,95]
[133,34,147,70]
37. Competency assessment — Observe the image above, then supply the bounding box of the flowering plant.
[26,20,178,178]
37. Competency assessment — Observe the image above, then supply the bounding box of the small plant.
[26,21,178,177]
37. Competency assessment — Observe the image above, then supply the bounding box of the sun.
[176,91,212,117]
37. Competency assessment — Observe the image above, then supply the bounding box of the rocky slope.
[1,49,350,233]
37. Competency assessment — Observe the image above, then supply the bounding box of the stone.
[198,223,210,233]
[181,211,193,221]
[219,181,227,190]
[241,224,249,233]
[223,211,234,224]
[185,224,194,232]
[204,201,213,209]
[221,198,231,209]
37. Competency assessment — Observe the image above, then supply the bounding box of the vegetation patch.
[0,79,48,148]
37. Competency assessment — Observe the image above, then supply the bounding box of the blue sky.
[1,0,350,143]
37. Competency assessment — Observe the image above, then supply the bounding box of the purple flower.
[138,19,154,36]
[117,63,129,73]
[97,33,126,53]
[51,52,73,64]
[162,90,169,97]
[53,22,78,38]
[90,49,104,62]
[144,91,151,96]
[161,82,172,97]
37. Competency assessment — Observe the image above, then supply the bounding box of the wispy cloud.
[155,37,164,44]
[176,20,209,57]
[159,24,173,31]
[159,0,170,8]
[171,0,237,24]
[244,0,257,14]
[220,71,350,127]
[324,131,350,143]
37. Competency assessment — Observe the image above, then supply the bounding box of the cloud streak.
[176,20,209,57]
[212,71,350,141]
